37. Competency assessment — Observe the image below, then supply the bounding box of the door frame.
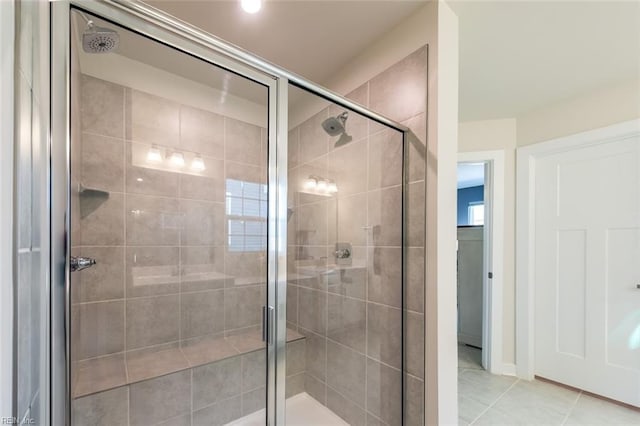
[457,151,505,374]
[515,119,640,380]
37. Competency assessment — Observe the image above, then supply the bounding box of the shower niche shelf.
[78,184,109,218]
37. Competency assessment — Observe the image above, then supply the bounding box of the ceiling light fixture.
[240,0,262,14]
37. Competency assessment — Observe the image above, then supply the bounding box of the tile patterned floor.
[458,344,640,426]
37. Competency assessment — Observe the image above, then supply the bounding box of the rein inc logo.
[1,417,35,424]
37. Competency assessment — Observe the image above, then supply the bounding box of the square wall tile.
[181,289,225,339]
[403,113,426,183]
[225,118,263,166]
[367,303,402,369]
[327,138,367,197]
[369,47,427,123]
[224,286,263,330]
[367,186,402,247]
[125,246,179,298]
[74,246,124,303]
[367,247,402,308]
[301,329,326,382]
[299,109,329,164]
[406,311,425,379]
[407,181,425,247]
[192,357,242,410]
[125,194,180,246]
[368,128,403,190]
[241,350,266,391]
[327,192,368,248]
[72,387,128,426]
[327,387,366,426]
[81,75,124,139]
[327,294,365,353]
[125,142,179,198]
[81,133,124,192]
[180,105,224,158]
[126,295,179,350]
[129,370,190,426]
[298,288,327,335]
[179,160,225,202]
[74,300,124,359]
[192,395,241,426]
[181,246,226,292]
[326,341,366,407]
[80,193,125,246]
[180,199,225,246]
[366,358,402,425]
[127,89,179,147]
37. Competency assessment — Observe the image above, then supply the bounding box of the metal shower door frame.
[51,1,286,425]
[51,1,410,425]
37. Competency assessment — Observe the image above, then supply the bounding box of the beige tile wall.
[286,46,427,425]
[71,75,268,366]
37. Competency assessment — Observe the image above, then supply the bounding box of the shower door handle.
[70,256,96,272]
[262,305,275,345]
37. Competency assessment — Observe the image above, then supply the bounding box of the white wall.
[320,2,459,423]
[0,0,15,420]
[458,118,517,366]
[517,77,640,146]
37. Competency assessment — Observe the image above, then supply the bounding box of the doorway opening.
[457,151,505,375]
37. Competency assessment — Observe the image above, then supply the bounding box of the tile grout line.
[560,390,582,425]
[469,378,520,425]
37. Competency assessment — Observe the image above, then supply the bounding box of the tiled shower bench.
[72,329,306,426]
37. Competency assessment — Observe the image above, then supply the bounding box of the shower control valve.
[335,248,351,259]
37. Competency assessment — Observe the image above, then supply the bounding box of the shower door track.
[50,1,411,425]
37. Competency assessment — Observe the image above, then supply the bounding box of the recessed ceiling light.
[240,0,262,14]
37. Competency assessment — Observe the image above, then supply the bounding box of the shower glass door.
[284,85,405,424]
[67,7,278,425]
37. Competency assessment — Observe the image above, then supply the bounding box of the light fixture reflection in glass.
[191,155,206,172]
[316,179,328,192]
[304,177,317,190]
[327,181,338,194]
[147,146,162,163]
[170,151,185,167]
[241,0,262,13]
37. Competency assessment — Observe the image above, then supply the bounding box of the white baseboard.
[502,363,517,376]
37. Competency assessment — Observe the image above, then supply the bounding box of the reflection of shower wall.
[71,74,267,365]
[286,47,426,425]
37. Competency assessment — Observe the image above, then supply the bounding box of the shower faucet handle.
[70,256,97,272]
[335,248,351,259]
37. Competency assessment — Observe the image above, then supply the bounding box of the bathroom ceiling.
[145,0,428,85]
[452,0,640,121]
[144,1,639,123]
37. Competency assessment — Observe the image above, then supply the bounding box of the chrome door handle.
[261,305,275,345]
[70,256,96,272]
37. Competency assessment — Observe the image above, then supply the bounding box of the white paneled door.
[534,132,640,407]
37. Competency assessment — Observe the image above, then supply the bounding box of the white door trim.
[458,150,505,374]
[515,119,640,380]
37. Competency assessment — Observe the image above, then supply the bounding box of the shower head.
[82,20,119,54]
[322,111,353,147]
[334,132,353,147]
[322,112,349,137]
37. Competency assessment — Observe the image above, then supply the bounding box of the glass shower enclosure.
[52,1,410,425]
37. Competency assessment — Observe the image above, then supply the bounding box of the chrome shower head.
[322,112,349,137]
[82,20,119,54]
